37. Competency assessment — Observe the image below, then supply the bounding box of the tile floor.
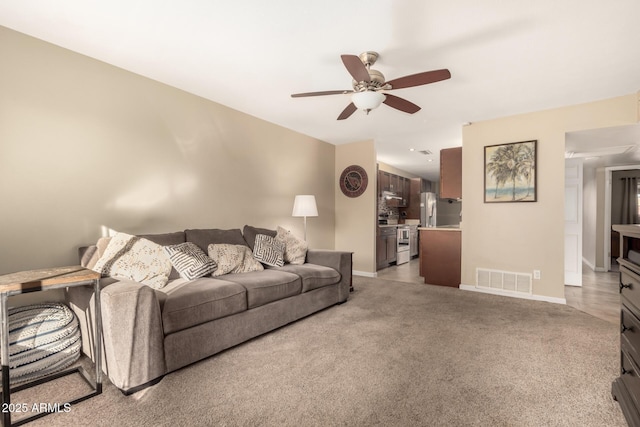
[374,258,620,324]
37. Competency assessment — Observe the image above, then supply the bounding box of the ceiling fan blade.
[385,69,451,90]
[337,103,358,120]
[341,54,371,83]
[383,94,421,114]
[291,90,353,98]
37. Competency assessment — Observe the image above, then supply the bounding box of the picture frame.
[484,140,537,203]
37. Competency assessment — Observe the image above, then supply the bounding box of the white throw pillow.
[207,244,264,276]
[275,226,308,265]
[93,232,172,289]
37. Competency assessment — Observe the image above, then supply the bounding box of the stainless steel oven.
[397,226,411,265]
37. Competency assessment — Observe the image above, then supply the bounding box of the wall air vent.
[418,150,432,155]
[476,268,532,295]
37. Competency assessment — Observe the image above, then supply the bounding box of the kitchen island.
[419,226,461,287]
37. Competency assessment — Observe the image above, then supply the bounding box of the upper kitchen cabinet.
[440,147,462,200]
[378,169,409,207]
[401,177,410,206]
[378,170,390,196]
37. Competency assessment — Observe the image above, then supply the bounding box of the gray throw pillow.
[253,234,285,267]
[164,242,217,280]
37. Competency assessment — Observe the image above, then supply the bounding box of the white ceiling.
[1,0,639,181]
[566,123,640,170]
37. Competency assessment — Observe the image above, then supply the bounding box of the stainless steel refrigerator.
[420,192,438,227]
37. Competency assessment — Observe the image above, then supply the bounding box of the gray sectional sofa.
[66,226,352,394]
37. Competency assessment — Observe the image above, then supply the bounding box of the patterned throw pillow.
[163,242,217,280]
[207,244,264,277]
[93,232,172,289]
[253,234,285,267]
[275,226,308,265]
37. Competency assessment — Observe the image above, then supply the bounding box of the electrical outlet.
[533,270,541,280]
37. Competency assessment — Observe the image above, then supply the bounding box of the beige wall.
[462,94,639,300]
[335,141,377,274]
[0,26,337,274]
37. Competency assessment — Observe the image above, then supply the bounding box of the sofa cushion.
[253,234,285,267]
[208,244,264,276]
[186,228,247,253]
[160,278,247,334]
[242,225,277,251]
[163,242,217,280]
[275,226,308,265]
[271,264,340,293]
[93,232,172,289]
[224,270,301,309]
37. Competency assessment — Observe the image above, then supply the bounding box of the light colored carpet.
[18,276,626,426]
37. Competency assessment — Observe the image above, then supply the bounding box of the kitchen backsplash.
[378,196,399,220]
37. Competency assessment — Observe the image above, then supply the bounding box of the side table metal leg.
[1,293,11,427]
[93,278,102,394]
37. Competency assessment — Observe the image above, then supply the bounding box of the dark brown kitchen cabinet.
[378,170,411,207]
[390,174,399,194]
[419,228,461,287]
[376,226,397,270]
[401,177,410,207]
[378,170,390,196]
[440,147,462,199]
[409,226,419,257]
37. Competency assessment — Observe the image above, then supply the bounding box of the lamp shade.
[292,195,318,217]
[351,91,385,111]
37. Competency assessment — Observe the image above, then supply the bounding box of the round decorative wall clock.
[339,165,368,198]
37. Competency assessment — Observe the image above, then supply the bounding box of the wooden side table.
[0,266,102,426]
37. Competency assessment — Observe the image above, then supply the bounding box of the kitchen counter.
[418,225,461,232]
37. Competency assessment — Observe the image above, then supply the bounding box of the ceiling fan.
[291,51,451,120]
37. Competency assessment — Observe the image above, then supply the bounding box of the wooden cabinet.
[612,224,640,426]
[378,170,390,196]
[376,226,397,270]
[390,174,399,194]
[404,178,432,219]
[440,147,462,199]
[419,228,461,287]
[377,170,410,207]
[401,177,410,207]
[409,226,419,257]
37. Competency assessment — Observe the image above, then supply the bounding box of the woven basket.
[2,303,81,385]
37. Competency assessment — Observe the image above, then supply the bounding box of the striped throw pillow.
[164,242,217,280]
[253,234,285,267]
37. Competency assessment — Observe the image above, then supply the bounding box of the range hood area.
[382,191,402,200]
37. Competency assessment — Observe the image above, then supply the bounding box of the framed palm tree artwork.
[484,140,537,203]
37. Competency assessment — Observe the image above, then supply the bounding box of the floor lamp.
[292,195,318,241]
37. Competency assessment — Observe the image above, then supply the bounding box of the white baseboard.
[582,257,596,272]
[582,257,609,272]
[459,284,567,305]
[353,270,377,278]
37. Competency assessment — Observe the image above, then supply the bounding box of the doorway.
[604,165,640,271]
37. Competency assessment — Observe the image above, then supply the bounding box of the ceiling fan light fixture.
[351,91,385,112]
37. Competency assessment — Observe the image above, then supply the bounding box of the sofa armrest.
[100,279,166,392]
[306,249,352,302]
[66,277,166,393]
